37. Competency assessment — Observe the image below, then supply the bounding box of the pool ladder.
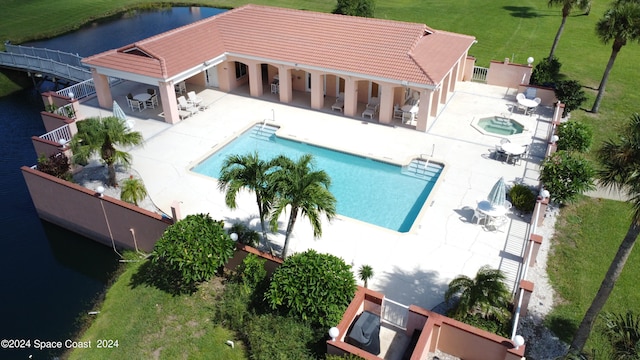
[251,124,278,140]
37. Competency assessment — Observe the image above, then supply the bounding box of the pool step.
[250,124,278,140]
[402,159,443,180]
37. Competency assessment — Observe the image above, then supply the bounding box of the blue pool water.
[193,126,443,232]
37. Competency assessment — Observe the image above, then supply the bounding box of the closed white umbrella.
[487,177,506,208]
[113,100,134,129]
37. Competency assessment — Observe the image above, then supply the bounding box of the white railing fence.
[40,124,72,145]
[381,297,409,330]
[472,66,488,83]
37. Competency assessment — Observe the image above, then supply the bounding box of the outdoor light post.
[230,233,238,242]
[527,57,534,66]
[513,334,525,350]
[96,185,105,198]
[328,327,339,341]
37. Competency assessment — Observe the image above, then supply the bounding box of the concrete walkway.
[79,81,554,311]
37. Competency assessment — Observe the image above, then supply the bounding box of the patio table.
[476,200,508,230]
[517,97,538,115]
[499,142,526,163]
[134,93,151,109]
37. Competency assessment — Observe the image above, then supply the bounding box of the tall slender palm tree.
[217,152,275,242]
[591,0,640,113]
[548,0,593,59]
[268,154,336,258]
[444,265,511,323]
[70,116,143,187]
[569,113,640,353]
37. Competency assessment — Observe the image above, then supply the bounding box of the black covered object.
[346,311,381,355]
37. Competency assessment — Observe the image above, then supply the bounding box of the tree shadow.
[376,266,448,310]
[502,6,542,19]
[129,259,197,296]
[545,314,578,342]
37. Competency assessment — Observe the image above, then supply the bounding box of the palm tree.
[548,0,593,59]
[591,0,640,113]
[218,152,275,243]
[120,177,147,206]
[268,154,336,258]
[70,116,143,187]
[358,264,374,288]
[603,311,640,359]
[569,113,640,353]
[444,265,511,323]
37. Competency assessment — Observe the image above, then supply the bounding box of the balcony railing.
[40,124,72,145]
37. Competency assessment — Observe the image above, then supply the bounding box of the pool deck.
[78,81,553,311]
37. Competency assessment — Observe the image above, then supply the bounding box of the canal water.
[0,7,224,358]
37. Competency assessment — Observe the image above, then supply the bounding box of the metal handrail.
[0,44,90,82]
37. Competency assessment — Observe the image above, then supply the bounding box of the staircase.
[402,158,443,181]
[250,124,279,141]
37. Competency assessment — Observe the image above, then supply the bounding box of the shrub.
[555,80,587,117]
[245,313,316,360]
[459,313,510,338]
[530,56,561,87]
[540,151,595,204]
[234,253,267,291]
[37,152,71,180]
[265,250,357,328]
[151,214,235,294]
[556,121,593,153]
[228,222,260,247]
[332,0,375,17]
[326,355,366,360]
[509,184,537,213]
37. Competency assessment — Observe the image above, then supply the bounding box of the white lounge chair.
[187,91,203,108]
[332,92,344,112]
[177,95,197,114]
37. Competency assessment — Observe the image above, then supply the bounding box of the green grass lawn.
[546,196,640,357]
[67,256,247,360]
[4,0,639,357]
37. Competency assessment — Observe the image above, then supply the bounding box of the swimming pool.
[192,125,443,232]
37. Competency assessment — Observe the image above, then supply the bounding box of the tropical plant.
[547,0,593,59]
[234,253,267,291]
[269,154,337,258]
[120,176,147,206]
[358,264,374,288]
[540,150,596,204]
[602,311,640,359]
[555,79,587,117]
[556,120,594,153]
[218,152,276,243]
[509,183,537,213]
[530,56,562,87]
[332,0,375,17]
[69,116,143,187]
[264,250,357,328]
[569,114,640,353]
[228,222,260,247]
[591,0,640,113]
[151,214,235,294]
[444,265,511,324]
[326,355,366,360]
[37,152,71,180]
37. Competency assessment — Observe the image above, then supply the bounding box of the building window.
[235,62,247,79]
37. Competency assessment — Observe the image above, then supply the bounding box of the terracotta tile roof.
[83,5,476,86]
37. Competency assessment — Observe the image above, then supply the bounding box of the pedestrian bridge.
[0,43,91,83]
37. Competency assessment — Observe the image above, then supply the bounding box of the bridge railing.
[5,44,83,68]
[0,44,91,82]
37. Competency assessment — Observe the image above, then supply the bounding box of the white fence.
[40,124,72,144]
[0,43,90,82]
[381,297,409,330]
[472,66,488,83]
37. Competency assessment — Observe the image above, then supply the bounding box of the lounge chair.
[187,91,203,108]
[331,92,344,112]
[177,95,197,114]
[362,97,379,119]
